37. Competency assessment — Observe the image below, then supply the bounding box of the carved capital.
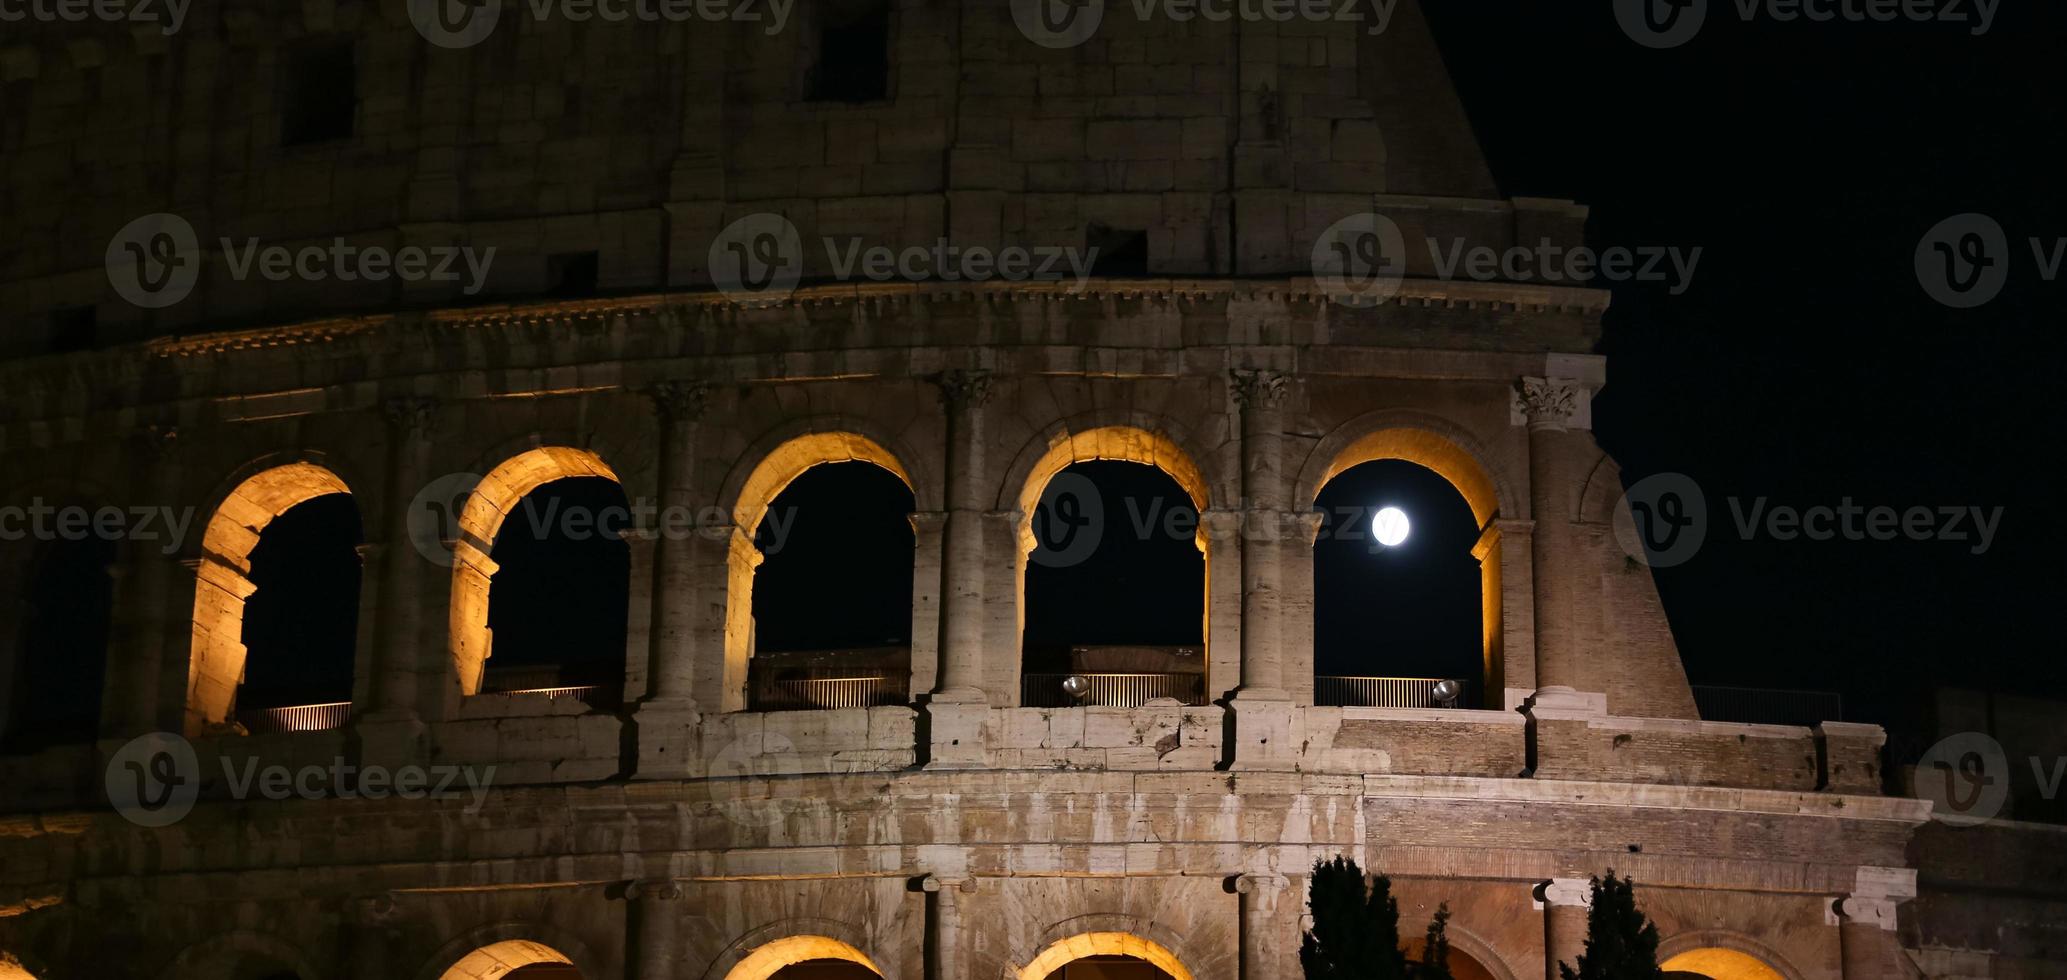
[1514,378,1583,431]
[1834,896,1898,931]
[932,370,994,412]
[1538,877,1594,908]
[920,874,974,894]
[1230,369,1289,411]
[1233,872,1288,895]
[346,893,399,927]
[627,878,684,902]
[381,396,438,436]
[131,423,179,460]
[646,381,709,423]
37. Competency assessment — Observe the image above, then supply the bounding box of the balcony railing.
[750,675,910,712]
[1315,676,1474,709]
[1021,672,1208,708]
[234,701,352,735]
[1692,685,1842,727]
[485,685,613,707]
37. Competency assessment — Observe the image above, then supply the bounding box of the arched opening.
[1404,936,1502,980]
[3,534,114,753]
[478,476,630,702]
[1313,460,1482,708]
[1014,427,1212,709]
[187,463,360,737]
[1304,426,1505,709]
[727,432,916,714]
[1660,948,1787,980]
[722,936,884,980]
[438,940,581,980]
[748,461,916,711]
[237,494,363,728]
[1020,933,1192,980]
[450,447,624,701]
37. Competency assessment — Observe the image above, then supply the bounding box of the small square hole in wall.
[546,251,600,298]
[1087,223,1150,277]
[280,39,357,147]
[806,0,891,103]
[47,306,98,354]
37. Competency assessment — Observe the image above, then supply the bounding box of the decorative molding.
[1538,877,1594,908]
[381,396,438,436]
[626,879,684,902]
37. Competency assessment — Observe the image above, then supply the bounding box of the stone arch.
[703,918,888,980]
[418,923,602,980]
[185,460,358,736]
[1000,420,1217,700]
[0,950,42,980]
[716,936,885,980]
[1404,921,1520,980]
[1657,932,1805,980]
[1577,455,1627,527]
[161,929,325,980]
[1294,412,1516,707]
[1014,932,1195,980]
[713,427,922,712]
[447,446,622,696]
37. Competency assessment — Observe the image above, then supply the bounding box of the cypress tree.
[1558,873,1665,980]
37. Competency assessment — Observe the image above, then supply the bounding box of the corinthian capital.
[381,396,438,436]
[1514,378,1584,431]
[646,381,710,422]
[1230,369,1289,411]
[933,370,994,412]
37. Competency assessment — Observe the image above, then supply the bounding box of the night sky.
[12,5,2061,762]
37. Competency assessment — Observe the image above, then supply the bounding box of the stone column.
[1236,873,1291,979]
[103,425,182,739]
[1230,370,1296,770]
[927,371,993,770]
[1835,867,1917,980]
[627,878,685,980]
[1516,379,1605,720]
[908,511,948,698]
[923,875,972,980]
[634,384,709,778]
[1281,510,1324,706]
[1202,509,1245,702]
[346,894,400,980]
[357,398,436,766]
[1539,878,1592,980]
[1489,519,1537,709]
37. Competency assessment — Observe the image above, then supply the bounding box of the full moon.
[1372,507,1411,547]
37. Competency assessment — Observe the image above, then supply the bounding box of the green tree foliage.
[1301,858,1456,980]
[1558,873,1665,980]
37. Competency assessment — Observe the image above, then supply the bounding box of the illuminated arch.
[1657,933,1803,980]
[1016,932,1194,980]
[0,952,38,980]
[1405,924,1519,980]
[712,431,919,712]
[162,930,322,980]
[186,461,356,736]
[447,447,621,696]
[436,940,577,980]
[719,936,885,980]
[1297,415,1512,706]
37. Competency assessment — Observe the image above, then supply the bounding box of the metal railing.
[1314,676,1473,709]
[1021,672,1208,708]
[1692,685,1842,727]
[234,701,352,735]
[750,675,909,712]
[484,685,612,707]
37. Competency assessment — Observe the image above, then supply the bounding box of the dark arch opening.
[4,534,116,752]
[239,493,364,713]
[1022,460,1205,707]
[1040,956,1177,980]
[504,966,582,980]
[484,476,630,699]
[770,963,881,979]
[1313,459,1483,707]
[749,461,916,710]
